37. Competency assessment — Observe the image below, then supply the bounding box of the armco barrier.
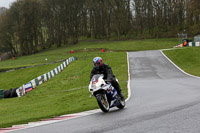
[16,57,77,97]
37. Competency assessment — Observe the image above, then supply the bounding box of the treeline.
[0,0,199,56]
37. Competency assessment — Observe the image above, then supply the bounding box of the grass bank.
[0,38,177,70]
[0,52,128,128]
[163,47,200,77]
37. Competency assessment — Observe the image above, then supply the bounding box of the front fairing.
[89,74,106,93]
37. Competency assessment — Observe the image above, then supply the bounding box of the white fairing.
[89,75,108,94]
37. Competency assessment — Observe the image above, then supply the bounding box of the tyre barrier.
[174,41,200,48]
[0,89,3,99]
[0,57,77,99]
[188,42,200,47]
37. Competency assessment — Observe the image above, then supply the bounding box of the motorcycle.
[89,74,125,112]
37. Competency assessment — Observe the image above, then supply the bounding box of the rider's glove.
[106,78,112,84]
[106,81,111,84]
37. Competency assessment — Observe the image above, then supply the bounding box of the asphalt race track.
[12,50,200,133]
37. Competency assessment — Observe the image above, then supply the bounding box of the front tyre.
[96,93,110,113]
[117,94,126,109]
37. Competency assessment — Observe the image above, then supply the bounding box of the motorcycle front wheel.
[96,93,110,113]
[117,94,125,109]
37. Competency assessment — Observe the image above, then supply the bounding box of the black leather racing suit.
[90,63,122,93]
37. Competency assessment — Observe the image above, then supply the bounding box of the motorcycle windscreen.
[91,74,102,84]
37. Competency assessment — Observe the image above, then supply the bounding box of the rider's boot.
[118,90,124,100]
[111,78,124,100]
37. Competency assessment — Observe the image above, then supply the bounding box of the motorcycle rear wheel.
[96,93,110,113]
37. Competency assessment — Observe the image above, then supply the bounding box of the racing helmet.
[93,57,103,69]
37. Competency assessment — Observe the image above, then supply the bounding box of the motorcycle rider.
[90,57,124,100]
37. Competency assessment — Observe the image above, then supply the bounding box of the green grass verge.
[0,52,128,128]
[163,47,200,77]
[77,38,177,51]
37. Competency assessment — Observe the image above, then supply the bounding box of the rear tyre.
[96,93,110,112]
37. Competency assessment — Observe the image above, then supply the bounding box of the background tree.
[0,0,199,56]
